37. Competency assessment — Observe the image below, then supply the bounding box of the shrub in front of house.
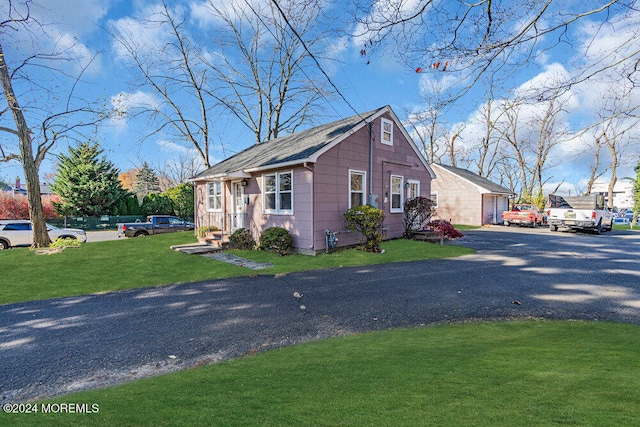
[344,205,386,253]
[230,228,255,250]
[403,196,435,238]
[259,227,293,256]
[428,220,464,239]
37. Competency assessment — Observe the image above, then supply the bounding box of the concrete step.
[171,241,228,254]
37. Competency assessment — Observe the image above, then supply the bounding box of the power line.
[241,0,342,120]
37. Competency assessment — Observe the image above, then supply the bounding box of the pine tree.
[134,162,161,200]
[51,143,126,217]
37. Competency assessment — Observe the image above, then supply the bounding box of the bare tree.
[1,1,104,248]
[110,2,215,168]
[496,99,530,199]
[529,92,569,197]
[405,108,448,164]
[584,132,607,196]
[158,152,204,191]
[352,1,631,99]
[404,75,459,163]
[580,83,640,204]
[594,114,639,207]
[200,0,332,144]
[444,123,467,168]
[112,0,332,163]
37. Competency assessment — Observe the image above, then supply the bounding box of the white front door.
[232,182,245,231]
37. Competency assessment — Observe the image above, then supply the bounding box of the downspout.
[369,121,373,205]
[303,162,314,251]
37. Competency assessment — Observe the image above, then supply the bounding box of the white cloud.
[2,0,109,75]
[190,0,272,28]
[157,140,199,156]
[109,4,178,63]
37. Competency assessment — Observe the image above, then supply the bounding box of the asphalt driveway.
[2,227,640,403]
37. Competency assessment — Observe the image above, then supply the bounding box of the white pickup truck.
[547,194,613,234]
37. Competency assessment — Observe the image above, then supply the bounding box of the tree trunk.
[0,42,50,248]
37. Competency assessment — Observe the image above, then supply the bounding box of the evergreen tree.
[134,162,161,200]
[51,143,126,216]
[141,193,173,215]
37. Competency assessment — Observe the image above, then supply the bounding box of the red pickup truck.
[502,204,544,227]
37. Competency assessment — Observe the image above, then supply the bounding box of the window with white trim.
[349,170,366,208]
[430,192,439,208]
[407,180,420,200]
[263,171,293,214]
[390,175,403,213]
[207,182,223,211]
[381,118,393,145]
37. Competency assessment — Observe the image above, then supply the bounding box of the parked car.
[501,204,544,227]
[0,219,87,250]
[117,215,195,238]
[547,194,613,234]
[613,217,630,225]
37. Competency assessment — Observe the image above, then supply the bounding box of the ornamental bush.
[49,237,81,250]
[428,220,464,239]
[229,228,255,250]
[403,196,435,238]
[344,205,386,253]
[259,227,293,256]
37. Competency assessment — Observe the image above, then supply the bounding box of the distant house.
[591,180,634,209]
[2,177,52,196]
[430,163,514,226]
[190,105,436,254]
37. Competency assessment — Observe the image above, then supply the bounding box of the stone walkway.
[204,252,274,270]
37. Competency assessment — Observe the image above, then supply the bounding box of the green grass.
[453,224,481,230]
[6,320,640,426]
[613,223,640,231]
[0,232,474,304]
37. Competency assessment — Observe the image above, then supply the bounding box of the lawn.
[613,223,640,231]
[5,320,640,426]
[0,232,474,304]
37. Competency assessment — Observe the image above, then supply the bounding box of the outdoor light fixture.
[240,179,249,187]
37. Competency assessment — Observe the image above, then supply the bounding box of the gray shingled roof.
[434,163,514,195]
[192,107,387,180]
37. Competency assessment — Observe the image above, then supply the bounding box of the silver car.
[0,219,87,250]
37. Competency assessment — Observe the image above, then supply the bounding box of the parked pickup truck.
[547,194,613,234]
[117,215,195,238]
[502,204,544,227]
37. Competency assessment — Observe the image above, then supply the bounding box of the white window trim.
[381,118,393,146]
[431,191,439,208]
[207,182,223,212]
[262,171,294,215]
[407,179,420,200]
[390,175,404,213]
[349,169,367,209]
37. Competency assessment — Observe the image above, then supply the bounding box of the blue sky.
[1,0,639,196]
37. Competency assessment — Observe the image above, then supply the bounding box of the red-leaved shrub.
[0,193,61,219]
[428,220,464,239]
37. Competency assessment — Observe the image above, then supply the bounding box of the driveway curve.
[2,227,640,403]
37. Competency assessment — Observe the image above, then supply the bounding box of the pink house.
[190,106,436,254]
